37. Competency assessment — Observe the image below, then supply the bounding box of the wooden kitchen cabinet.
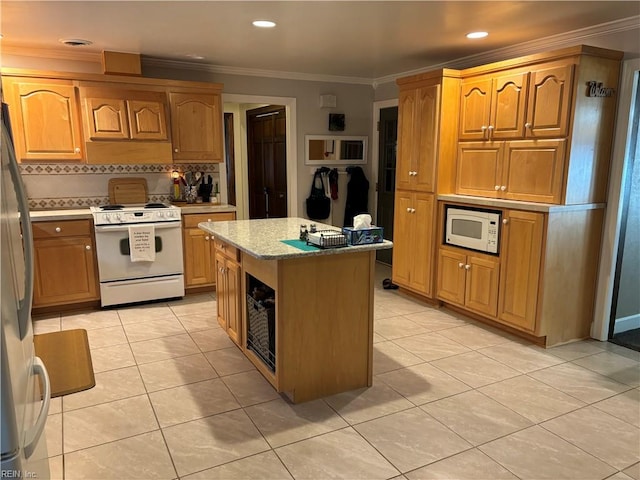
[437,247,500,318]
[497,210,544,332]
[215,240,241,346]
[396,83,439,192]
[2,78,84,162]
[81,88,169,141]
[182,212,236,290]
[392,192,435,296]
[459,63,573,141]
[31,220,99,308]
[457,139,566,203]
[169,92,224,162]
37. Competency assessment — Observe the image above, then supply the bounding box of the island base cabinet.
[215,241,242,347]
[241,250,375,404]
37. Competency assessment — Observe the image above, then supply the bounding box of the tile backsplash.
[20,163,220,209]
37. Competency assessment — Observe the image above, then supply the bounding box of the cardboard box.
[342,226,384,245]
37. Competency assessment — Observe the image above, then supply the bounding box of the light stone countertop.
[29,204,236,222]
[199,217,393,260]
[437,194,605,213]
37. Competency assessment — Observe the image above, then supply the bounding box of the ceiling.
[2,1,639,83]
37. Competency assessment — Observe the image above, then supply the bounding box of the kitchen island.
[199,217,392,403]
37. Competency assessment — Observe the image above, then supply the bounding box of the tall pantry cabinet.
[391,70,461,298]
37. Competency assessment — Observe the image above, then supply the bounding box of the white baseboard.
[613,314,640,335]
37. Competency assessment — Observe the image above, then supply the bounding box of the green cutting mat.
[280,239,320,251]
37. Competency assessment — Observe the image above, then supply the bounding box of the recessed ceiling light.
[466,31,488,39]
[59,38,93,47]
[252,20,276,28]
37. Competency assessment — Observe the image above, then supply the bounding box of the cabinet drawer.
[32,219,92,239]
[183,212,235,229]
[214,239,240,262]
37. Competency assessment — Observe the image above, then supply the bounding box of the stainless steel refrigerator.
[1,102,51,478]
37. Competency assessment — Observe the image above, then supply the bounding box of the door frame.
[592,58,640,340]
[222,94,298,219]
[371,99,399,222]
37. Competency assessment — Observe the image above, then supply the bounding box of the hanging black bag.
[306,170,331,220]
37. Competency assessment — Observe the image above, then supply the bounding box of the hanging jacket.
[343,166,369,227]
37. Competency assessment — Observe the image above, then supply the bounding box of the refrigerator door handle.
[23,357,51,459]
[5,125,34,339]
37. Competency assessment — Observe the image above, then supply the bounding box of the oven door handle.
[95,222,181,233]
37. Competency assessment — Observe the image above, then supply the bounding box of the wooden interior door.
[376,106,398,265]
[247,105,287,218]
[224,112,237,206]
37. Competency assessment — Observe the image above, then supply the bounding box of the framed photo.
[328,113,345,131]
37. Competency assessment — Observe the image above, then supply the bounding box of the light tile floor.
[34,264,640,480]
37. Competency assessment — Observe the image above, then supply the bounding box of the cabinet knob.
[458,262,465,268]
[494,185,500,191]
[481,125,487,131]
[406,207,412,212]
[174,148,179,153]
[205,236,210,241]
[411,208,416,213]
[207,218,212,222]
[55,227,61,233]
[525,122,532,129]
[464,264,471,270]
[74,147,81,153]
[500,185,507,191]
[85,245,91,250]
[503,219,509,225]
[487,125,494,131]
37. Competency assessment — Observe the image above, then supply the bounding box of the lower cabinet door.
[436,249,466,306]
[183,227,214,287]
[498,210,544,332]
[215,252,227,330]
[33,236,99,306]
[464,255,499,317]
[225,260,242,346]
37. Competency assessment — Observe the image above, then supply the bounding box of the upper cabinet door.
[395,89,416,191]
[170,92,223,162]
[456,141,503,197]
[127,99,168,140]
[413,84,440,192]
[459,77,492,140]
[5,79,84,162]
[491,72,529,139]
[526,63,574,138]
[84,97,130,140]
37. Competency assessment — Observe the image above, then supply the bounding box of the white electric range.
[90,203,184,307]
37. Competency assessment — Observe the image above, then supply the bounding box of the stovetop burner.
[100,205,124,211]
[145,203,168,209]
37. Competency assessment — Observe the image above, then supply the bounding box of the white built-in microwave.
[444,205,501,254]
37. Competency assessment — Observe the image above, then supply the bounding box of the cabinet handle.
[465,264,471,270]
[85,245,91,250]
[74,147,81,153]
[503,219,509,225]
[494,185,500,191]
[525,122,532,129]
[458,262,465,268]
[55,227,61,233]
[500,185,507,191]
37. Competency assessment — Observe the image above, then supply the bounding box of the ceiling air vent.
[59,38,93,47]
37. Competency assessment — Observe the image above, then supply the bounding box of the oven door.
[94,222,183,282]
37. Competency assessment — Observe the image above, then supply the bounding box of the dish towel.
[128,225,156,262]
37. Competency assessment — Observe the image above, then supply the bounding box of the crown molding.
[373,15,640,86]
[0,43,102,63]
[142,57,373,86]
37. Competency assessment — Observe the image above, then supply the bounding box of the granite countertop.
[437,194,606,213]
[199,217,393,260]
[29,204,236,221]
